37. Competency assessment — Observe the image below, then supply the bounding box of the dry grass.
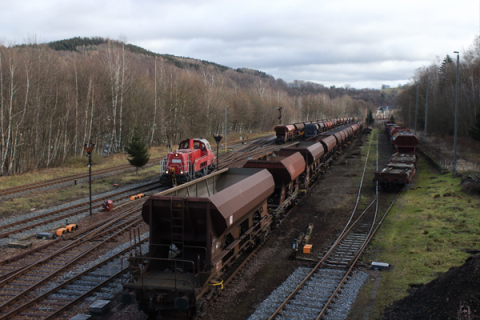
[0,163,160,218]
[0,146,170,190]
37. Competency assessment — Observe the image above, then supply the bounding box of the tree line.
[0,38,377,175]
[395,36,480,140]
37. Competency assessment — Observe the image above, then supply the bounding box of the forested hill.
[1,37,397,175]
[47,37,232,72]
[46,37,398,104]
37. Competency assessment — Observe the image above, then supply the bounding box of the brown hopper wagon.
[122,168,274,318]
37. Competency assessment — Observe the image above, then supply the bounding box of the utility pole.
[84,141,95,216]
[453,51,460,177]
[408,101,411,129]
[415,82,419,135]
[224,106,228,152]
[424,76,429,145]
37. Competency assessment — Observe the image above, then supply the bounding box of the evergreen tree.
[366,109,375,127]
[470,113,480,142]
[126,127,150,176]
[390,115,395,122]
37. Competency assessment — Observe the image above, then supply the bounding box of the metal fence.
[417,144,480,174]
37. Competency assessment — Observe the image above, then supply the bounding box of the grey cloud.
[1,0,478,89]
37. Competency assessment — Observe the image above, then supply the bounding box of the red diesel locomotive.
[160,138,216,186]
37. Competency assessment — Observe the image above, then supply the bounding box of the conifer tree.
[126,127,150,176]
[366,109,375,127]
[470,113,480,142]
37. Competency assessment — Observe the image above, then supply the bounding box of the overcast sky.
[1,0,479,89]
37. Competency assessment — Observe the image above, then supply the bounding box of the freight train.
[374,121,418,188]
[275,117,359,143]
[161,118,359,187]
[122,122,363,319]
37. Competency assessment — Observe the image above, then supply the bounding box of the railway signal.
[84,141,95,216]
[273,107,282,125]
[214,134,222,171]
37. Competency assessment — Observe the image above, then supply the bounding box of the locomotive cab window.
[194,141,201,149]
[180,141,190,149]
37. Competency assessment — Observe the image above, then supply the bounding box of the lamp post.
[84,141,95,216]
[453,51,460,177]
[225,106,228,152]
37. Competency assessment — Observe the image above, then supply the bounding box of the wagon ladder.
[170,199,186,269]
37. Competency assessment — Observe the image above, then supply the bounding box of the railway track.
[218,136,296,169]
[249,133,401,320]
[0,135,270,200]
[0,136,274,243]
[0,181,166,243]
[0,131,365,319]
[0,202,147,319]
[0,136,271,246]
[0,157,162,199]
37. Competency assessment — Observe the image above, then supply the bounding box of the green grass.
[355,157,479,319]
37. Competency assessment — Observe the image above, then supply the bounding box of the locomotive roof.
[180,138,210,144]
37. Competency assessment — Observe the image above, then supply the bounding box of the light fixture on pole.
[453,51,460,177]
